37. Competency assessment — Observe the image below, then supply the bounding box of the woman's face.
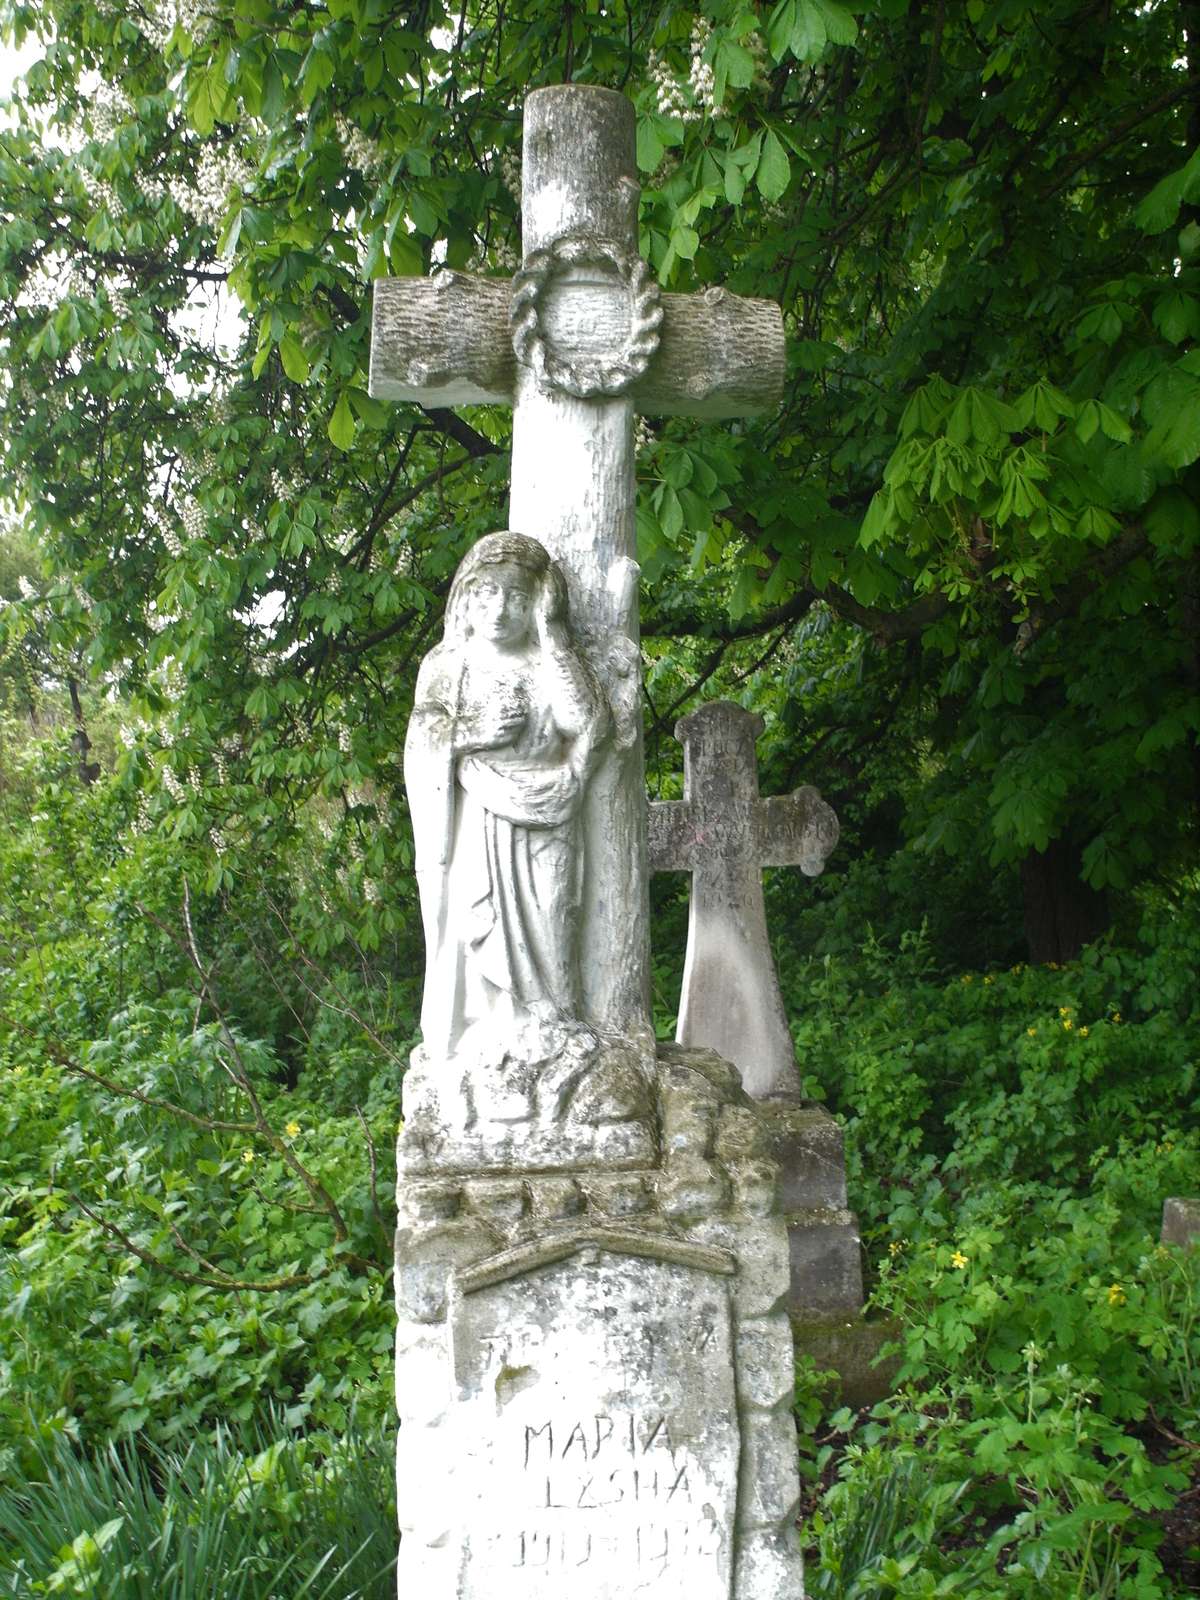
[467,562,535,649]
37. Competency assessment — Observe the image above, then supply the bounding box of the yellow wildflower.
[285,1120,301,1138]
[1047,961,1060,970]
[1027,1026,1037,1038]
[983,974,995,985]
[888,1241,904,1257]
[1107,1284,1126,1307]
[1058,1005,1072,1017]
[1111,1012,1122,1024]
[241,1149,255,1165]
[951,1251,968,1270]
[1079,1026,1089,1038]
[1062,1018,1073,1031]
[961,974,974,984]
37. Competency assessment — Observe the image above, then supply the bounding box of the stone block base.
[790,1314,901,1410]
[394,1043,806,1597]
[758,1100,865,1321]
[1162,1197,1200,1250]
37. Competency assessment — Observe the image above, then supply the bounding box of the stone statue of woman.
[405,531,610,1067]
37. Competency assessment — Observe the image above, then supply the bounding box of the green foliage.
[0,751,399,1474]
[790,903,1199,1597]
[0,1419,396,1597]
[0,0,1194,937]
[0,0,1197,1587]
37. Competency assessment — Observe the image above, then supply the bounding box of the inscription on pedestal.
[449,1251,738,1598]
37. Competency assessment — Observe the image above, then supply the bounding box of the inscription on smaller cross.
[649,701,839,1099]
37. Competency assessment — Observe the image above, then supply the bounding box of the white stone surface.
[649,702,839,1098]
[392,1047,807,1599]
[448,1248,738,1597]
[378,80,804,1600]
[405,531,607,1067]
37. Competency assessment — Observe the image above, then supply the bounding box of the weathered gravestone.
[648,702,839,1100]
[649,704,865,1326]
[1161,1197,1200,1250]
[371,85,807,1596]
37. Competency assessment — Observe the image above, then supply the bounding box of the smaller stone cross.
[648,701,839,1099]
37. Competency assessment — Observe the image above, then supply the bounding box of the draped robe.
[405,638,606,1063]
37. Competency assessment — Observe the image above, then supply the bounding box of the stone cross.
[369,86,784,1043]
[649,701,839,1099]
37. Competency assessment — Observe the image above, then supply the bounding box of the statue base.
[394,1042,806,1597]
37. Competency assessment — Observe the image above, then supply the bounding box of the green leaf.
[300,43,335,105]
[278,335,309,383]
[811,0,858,47]
[1134,147,1200,234]
[1144,487,1200,554]
[766,0,798,61]
[1013,380,1075,433]
[859,489,893,548]
[1143,378,1200,469]
[637,117,665,175]
[347,388,388,428]
[186,74,215,136]
[670,225,699,260]
[755,130,791,202]
[1152,290,1200,346]
[789,0,827,61]
[328,392,356,451]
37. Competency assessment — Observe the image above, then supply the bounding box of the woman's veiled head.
[446,531,567,647]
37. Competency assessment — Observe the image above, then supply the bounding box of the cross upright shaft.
[510,87,647,1041]
[370,86,785,1044]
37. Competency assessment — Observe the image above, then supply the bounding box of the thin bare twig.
[170,883,380,1272]
[0,1012,258,1135]
[71,1194,312,1292]
[356,1105,389,1242]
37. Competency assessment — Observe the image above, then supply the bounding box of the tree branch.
[1039,73,1200,200]
[70,1194,313,1292]
[0,1012,259,1135]
[422,407,502,458]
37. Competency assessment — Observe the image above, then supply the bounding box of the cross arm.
[647,799,696,873]
[369,272,515,407]
[370,272,784,419]
[759,789,840,877]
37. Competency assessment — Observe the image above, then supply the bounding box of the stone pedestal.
[395,1044,804,1598]
[759,1101,864,1319]
[1162,1196,1200,1250]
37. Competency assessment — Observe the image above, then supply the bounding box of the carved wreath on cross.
[510,233,663,399]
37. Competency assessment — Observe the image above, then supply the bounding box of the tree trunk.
[1020,837,1110,964]
[67,677,100,786]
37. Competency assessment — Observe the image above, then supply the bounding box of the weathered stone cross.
[649,701,839,1098]
[369,85,784,1042]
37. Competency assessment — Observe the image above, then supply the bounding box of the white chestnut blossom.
[141,0,212,51]
[167,145,255,234]
[180,495,206,542]
[648,52,690,120]
[334,112,385,174]
[87,85,131,141]
[498,148,521,202]
[688,19,715,108]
